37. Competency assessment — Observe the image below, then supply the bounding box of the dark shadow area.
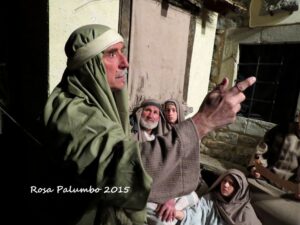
[8,0,49,138]
[0,107,47,225]
[201,167,219,187]
[1,2,49,224]
[238,43,300,124]
[0,107,94,225]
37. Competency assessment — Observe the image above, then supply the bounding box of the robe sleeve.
[175,191,199,210]
[44,95,152,211]
[141,119,201,203]
[180,195,223,225]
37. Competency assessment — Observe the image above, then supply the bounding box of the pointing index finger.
[234,76,256,93]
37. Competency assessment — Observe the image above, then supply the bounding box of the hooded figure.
[130,99,170,142]
[179,169,262,225]
[163,99,185,125]
[43,24,152,225]
[209,169,261,225]
[43,24,201,225]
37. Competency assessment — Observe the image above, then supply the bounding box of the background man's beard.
[140,118,159,130]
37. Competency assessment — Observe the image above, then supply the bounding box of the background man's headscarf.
[208,169,262,225]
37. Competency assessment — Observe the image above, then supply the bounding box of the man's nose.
[147,112,154,118]
[149,112,158,119]
[119,53,129,68]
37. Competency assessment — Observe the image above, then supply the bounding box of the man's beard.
[140,117,159,130]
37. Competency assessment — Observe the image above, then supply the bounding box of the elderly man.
[130,99,169,142]
[42,24,255,225]
[249,113,300,199]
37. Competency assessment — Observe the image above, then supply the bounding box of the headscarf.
[44,24,152,225]
[130,99,170,142]
[62,24,129,133]
[163,99,185,124]
[209,169,262,225]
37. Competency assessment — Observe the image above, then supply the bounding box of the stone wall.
[200,116,276,168]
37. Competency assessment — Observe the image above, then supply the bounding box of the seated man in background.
[130,99,169,142]
[249,113,300,199]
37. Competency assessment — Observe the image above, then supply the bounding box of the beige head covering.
[66,25,123,70]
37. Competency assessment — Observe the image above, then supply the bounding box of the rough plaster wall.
[49,0,119,93]
[128,0,190,109]
[186,12,218,118]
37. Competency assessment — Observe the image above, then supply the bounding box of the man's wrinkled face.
[102,42,129,91]
[140,105,160,130]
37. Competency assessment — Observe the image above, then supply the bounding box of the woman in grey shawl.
[163,99,185,125]
[175,169,262,225]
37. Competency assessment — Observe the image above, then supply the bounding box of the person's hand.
[175,210,185,221]
[192,76,256,138]
[250,166,261,179]
[156,198,176,222]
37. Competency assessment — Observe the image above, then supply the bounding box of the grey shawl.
[209,169,262,225]
[263,122,300,182]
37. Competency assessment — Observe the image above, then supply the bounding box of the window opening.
[237,43,300,123]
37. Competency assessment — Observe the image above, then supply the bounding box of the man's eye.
[104,51,117,58]
[108,52,116,57]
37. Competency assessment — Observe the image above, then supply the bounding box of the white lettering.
[30,186,54,194]
[56,185,63,193]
